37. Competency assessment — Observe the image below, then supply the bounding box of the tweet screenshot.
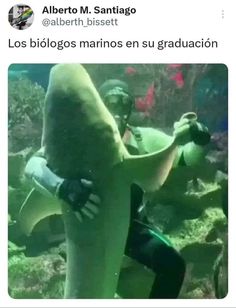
[1,0,235,307]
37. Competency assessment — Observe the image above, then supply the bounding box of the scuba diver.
[25,78,211,298]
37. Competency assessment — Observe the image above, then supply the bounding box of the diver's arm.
[136,122,210,168]
[136,117,210,167]
[25,152,63,198]
[174,143,206,167]
[25,148,100,220]
[173,121,210,167]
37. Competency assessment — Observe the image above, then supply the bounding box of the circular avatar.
[9,4,34,30]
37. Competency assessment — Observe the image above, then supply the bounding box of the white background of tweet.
[0,0,235,307]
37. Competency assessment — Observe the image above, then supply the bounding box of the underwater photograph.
[8,63,228,299]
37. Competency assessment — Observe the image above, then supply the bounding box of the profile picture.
[8,4,34,30]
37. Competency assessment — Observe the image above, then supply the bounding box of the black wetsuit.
[124,141,186,299]
[125,184,186,298]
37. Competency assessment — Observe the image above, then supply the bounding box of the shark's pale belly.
[62,168,131,298]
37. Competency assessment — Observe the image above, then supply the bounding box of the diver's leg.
[148,242,186,298]
[125,221,186,298]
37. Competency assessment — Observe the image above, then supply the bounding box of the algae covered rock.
[8,148,35,244]
[8,241,65,299]
[8,77,45,152]
[145,159,228,299]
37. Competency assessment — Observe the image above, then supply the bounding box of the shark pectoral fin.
[124,140,178,192]
[19,188,62,236]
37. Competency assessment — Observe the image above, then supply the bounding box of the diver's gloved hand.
[174,112,210,146]
[189,122,210,146]
[57,179,100,222]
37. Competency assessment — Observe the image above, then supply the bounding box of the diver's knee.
[152,245,186,275]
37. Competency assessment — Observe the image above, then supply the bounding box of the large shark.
[20,64,190,298]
